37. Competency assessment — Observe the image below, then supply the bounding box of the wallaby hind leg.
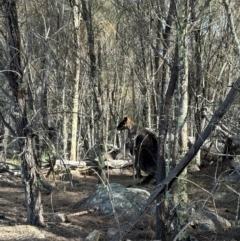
[135,166,143,179]
[138,148,157,175]
[134,146,143,179]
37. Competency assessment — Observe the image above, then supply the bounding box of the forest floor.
[0,161,240,241]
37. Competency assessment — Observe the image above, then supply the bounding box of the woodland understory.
[1,1,240,240]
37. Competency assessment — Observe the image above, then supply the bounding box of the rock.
[213,192,236,205]
[50,213,68,223]
[85,230,101,241]
[189,235,199,241]
[190,208,231,232]
[107,228,118,239]
[77,183,150,215]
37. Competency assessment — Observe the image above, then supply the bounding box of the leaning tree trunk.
[1,0,44,226]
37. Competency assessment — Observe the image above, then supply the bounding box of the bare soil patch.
[0,163,239,241]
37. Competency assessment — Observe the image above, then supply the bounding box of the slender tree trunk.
[21,134,45,226]
[191,0,203,168]
[155,1,177,239]
[70,1,81,161]
[62,58,69,160]
[81,0,107,183]
[174,0,189,239]
[1,1,44,226]
[40,37,50,130]
[0,122,6,161]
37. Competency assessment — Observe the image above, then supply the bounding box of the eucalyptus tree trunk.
[0,121,6,161]
[190,0,206,168]
[174,0,189,239]
[134,3,153,125]
[40,35,50,131]
[155,1,177,239]
[69,0,81,161]
[62,58,69,160]
[223,0,240,62]
[81,0,106,183]
[36,21,51,166]
[0,1,44,226]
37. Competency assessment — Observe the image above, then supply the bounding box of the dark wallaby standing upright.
[117,117,158,181]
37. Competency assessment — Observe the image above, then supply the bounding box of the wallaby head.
[117,116,134,131]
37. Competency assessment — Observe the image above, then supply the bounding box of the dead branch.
[67,207,99,217]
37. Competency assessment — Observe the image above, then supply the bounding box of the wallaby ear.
[123,116,128,123]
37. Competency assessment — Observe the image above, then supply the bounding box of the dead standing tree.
[111,77,240,241]
[0,1,45,226]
